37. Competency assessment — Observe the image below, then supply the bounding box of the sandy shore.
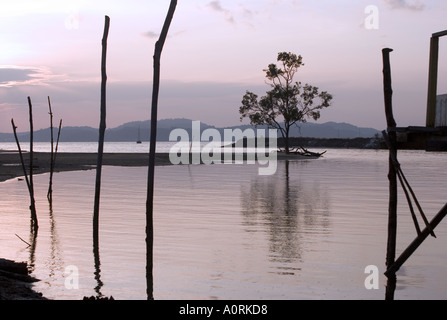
[0,150,316,183]
[0,151,175,182]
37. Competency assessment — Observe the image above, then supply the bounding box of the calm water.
[0,141,264,153]
[1,148,447,300]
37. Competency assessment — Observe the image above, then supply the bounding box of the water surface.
[1,149,447,299]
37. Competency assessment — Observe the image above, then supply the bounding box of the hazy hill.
[0,118,381,142]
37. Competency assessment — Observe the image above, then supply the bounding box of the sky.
[1,0,447,132]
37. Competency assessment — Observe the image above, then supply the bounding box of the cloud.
[206,1,235,24]
[0,66,57,87]
[142,29,186,40]
[142,30,159,39]
[383,0,425,11]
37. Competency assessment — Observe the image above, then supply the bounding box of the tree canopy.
[239,52,333,153]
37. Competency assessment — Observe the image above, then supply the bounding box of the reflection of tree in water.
[240,160,330,269]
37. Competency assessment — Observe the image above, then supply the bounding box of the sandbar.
[0,150,316,182]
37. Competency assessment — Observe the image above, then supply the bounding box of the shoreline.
[0,258,47,300]
[0,151,316,183]
[0,151,173,183]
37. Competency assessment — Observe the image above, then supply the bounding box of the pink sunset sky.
[1,0,447,132]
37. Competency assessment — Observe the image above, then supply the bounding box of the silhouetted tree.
[239,52,333,153]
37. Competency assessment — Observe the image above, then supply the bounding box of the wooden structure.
[426,30,447,127]
[396,30,447,151]
[382,30,447,300]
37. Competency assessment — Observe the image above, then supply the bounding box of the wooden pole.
[27,97,38,232]
[11,119,30,190]
[382,131,435,238]
[146,0,177,300]
[48,118,62,205]
[54,119,62,167]
[426,36,439,127]
[93,15,110,247]
[382,48,397,300]
[385,202,447,277]
[47,96,54,202]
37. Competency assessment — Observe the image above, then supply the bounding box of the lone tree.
[239,52,333,153]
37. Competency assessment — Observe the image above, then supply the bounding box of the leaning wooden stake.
[54,119,62,166]
[146,0,177,300]
[382,48,397,300]
[385,202,447,277]
[48,117,63,204]
[11,117,36,229]
[93,15,110,247]
[11,119,30,190]
[11,98,38,232]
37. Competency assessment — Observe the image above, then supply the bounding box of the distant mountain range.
[0,118,381,142]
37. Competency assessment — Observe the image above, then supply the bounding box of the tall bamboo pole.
[382,48,397,300]
[146,0,177,300]
[93,15,110,248]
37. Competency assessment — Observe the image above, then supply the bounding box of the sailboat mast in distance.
[137,126,142,144]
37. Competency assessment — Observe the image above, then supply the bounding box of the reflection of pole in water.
[47,203,63,280]
[93,241,104,298]
[27,222,38,273]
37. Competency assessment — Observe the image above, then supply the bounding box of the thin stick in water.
[27,97,38,232]
[93,15,110,246]
[146,0,177,301]
[47,96,55,201]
